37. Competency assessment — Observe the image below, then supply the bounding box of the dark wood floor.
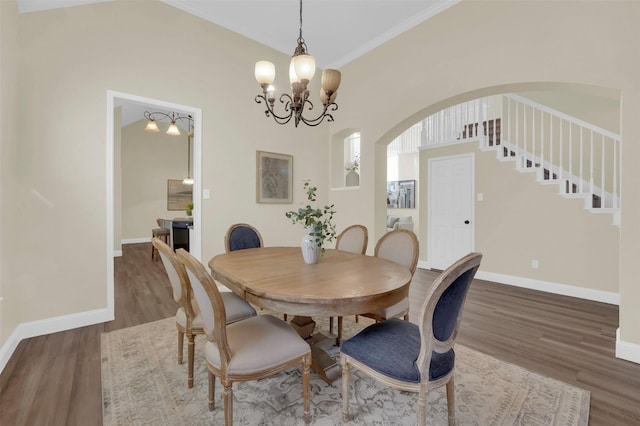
[1,243,639,425]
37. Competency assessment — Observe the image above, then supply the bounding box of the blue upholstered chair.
[153,238,257,388]
[340,252,482,426]
[330,225,369,343]
[224,223,263,252]
[176,249,312,425]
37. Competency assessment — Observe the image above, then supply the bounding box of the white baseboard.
[417,261,619,305]
[475,270,619,305]
[616,328,640,364]
[0,307,113,374]
[121,237,150,245]
[114,250,123,257]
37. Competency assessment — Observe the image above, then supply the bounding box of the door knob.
[464,220,470,224]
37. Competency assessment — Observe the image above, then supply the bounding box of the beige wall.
[421,141,619,293]
[329,1,640,348]
[2,0,639,360]
[121,119,191,240]
[0,0,19,345]
[0,0,330,351]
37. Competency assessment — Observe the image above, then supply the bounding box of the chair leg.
[208,371,215,411]
[223,381,233,426]
[417,384,428,426]
[337,316,343,346]
[329,317,334,334]
[302,354,311,423]
[187,333,195,388]
[446,377,455,426]
[403,313,409,321]
[177,330,184,364]
[341,355,350,422]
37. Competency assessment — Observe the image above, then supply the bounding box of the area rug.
[101,316,590,425]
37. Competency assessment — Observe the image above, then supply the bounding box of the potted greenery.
[345,155,360,187]
[186,202,193,216]
[285,181,337,264]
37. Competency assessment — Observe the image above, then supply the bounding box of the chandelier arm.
[255,94,295,124]
[144,110,192,125]
[296,102,339,126]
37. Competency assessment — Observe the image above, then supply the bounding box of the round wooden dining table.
[208,246,412,383]
[208,246,412,318]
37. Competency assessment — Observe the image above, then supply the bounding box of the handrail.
[416,94,621,210]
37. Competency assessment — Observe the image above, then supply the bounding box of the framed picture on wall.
[256,150,293,203]
[387,179,416,209]
[167,179,193,211]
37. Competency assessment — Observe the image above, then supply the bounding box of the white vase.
[301,230,321,264]
[346,170,360,187]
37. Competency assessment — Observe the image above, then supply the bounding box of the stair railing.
[501,94,621,209]
[418,94,621,210]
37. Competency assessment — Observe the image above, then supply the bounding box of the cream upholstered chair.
[341,252,482,425]
[224,223,263,253]
[335,224,368,255]
[330,225,368,343]
[176,248,312,425]
[359,229,419,322]
[153,238,257,388]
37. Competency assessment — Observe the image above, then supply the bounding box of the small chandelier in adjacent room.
[143,111,194,185]
[254,0,341,127]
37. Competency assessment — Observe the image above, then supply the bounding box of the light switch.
[477,193,484,201]
[203,189,210,199]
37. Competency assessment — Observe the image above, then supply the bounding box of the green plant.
[345,155,360,172]
[285,181,337,250]
[186,202,194,216]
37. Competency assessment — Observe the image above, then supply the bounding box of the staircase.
[419,94,621,225]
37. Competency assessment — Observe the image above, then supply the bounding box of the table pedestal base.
[291,316,341,384]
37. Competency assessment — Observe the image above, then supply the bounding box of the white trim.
[113,250,123,257]
[325,0,462,68]
[417,261,619,305]
[121,237,151,245]
[107,90,203,261]
[0,308,112,374]
[475,270,619,305]
[616,328,640,364]
[106,92,116,323]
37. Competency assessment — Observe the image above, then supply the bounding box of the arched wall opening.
[365,81,621,305]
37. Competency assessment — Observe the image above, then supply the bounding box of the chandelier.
[144,111,194,185]
[254,0,341,127]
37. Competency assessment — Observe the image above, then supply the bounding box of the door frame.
[106,90,202,318]
[427,152,475,269]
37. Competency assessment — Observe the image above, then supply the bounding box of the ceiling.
[17,0,458,127]
[17,0,457,69]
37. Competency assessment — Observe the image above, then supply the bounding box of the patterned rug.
[101,316,590,425]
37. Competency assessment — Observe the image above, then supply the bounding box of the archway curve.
[372,81,621,242]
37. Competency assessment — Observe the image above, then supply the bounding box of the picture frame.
[387,179,416,209]
[167,179,193,211]
[256,150,293,203]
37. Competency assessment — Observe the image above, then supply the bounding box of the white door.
[428,154,474,270]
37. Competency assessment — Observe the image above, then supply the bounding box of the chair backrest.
[176,249,232,363]
[335,224,368,255]
[157,218,171,229]
[374,229,419,274]
[416,252,482,380]
[153,237,185,303]
[224,223,264,253]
